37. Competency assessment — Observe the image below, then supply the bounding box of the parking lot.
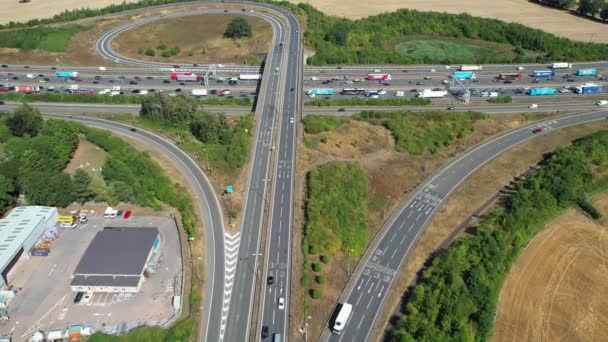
[0,210,182,339]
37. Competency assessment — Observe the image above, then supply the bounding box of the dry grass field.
[492,207,608,342]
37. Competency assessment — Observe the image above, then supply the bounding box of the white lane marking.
[391,248,398,259]
[366,296,374,309]
[367,282,374,294]
[220,231,241,340]
[357,314,366,329]
[355,292,363,305]
[378,285,385,297]
[400,233,408,245]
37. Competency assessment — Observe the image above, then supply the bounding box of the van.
[311,77,319,81]
[596,100,608,106]
[395,91,405,97]
[104,207,113,218]
[110,209,118,218]
[528,104,538,109]
[273,333,281,342]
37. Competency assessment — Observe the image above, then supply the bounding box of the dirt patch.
[307,120,392,158]
[291,0,608,43]
[373,121,608,340]
[492,207,608,342]
[65,138,108,175]
[111,13,272,64]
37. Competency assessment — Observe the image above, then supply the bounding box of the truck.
[459,65,483,71]
[576,69,598,76]
[418,89,448,98]
[528,88,556,96]
[367,91,379,98]
[171,72,201,82]
[240,74,262,80]
[56,71,79,78]
[597,100,608,106]
[551,62,572,69]
[532,70,555,78]
[498,72,523,80]
[395,91,405,97]
[70,89,95,95]
[340,88,365,95]
[367,74,392,81]
[14,85,39,93]
[191,89,208,97]
[574,83,602,94]
[332,303,353,335]
[307,88,334,96]
[451,71,475,80]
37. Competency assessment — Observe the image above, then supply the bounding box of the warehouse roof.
[73,227,158,276]
[0,206,57,270]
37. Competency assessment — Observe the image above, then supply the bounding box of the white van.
[104,207,113,218]
[528,104,538,109]
[597,100,608,106]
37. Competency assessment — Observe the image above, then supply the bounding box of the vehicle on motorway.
[273,333,281,342]
[367,91,379,98]
[373,69,382,72]
[367,73,391,81]
[267,276,274,285]
[73,292,84,304]
[26,73,37,79]
[597,100,608,106]
[517,66,525,70]
[332,303,353,335]
[338,108,346,112]
[172,65,180,68]
[261,326,269,339]
[24,66,30,69]
[14,85,40,93]
[451,71,476,80]
[574,83,602,94]
[533,70,555,78]
[528,88,556,96]
[377,89,387,95]
[576,69,598,76]
[529,104,539,109]
[56,71,79,78]
[71,89,95,95]
[163,79,171,84]
[552,62,572,69]
[340,88,365,95]
[175,88,182,92]
[289,118,294,124]
[98,66,107,71]
[171,72,200,82]
[0,65,6,68]
[275,67,279,72]
[532,127,543,133]
[278,297,285,310]
[129,80,138,85]
[459,64,483,71]
[418,89,448,98]
[307,88,334,96]
[395,91,405,97]
[111,86,121,91]
[192,89,208,96]
[499,72,523,80]
[447,106,455,110]
[240,74,262,80]
[0,101,4,105]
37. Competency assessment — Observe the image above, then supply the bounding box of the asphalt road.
[320,110,608,342]
[40,113,226,341]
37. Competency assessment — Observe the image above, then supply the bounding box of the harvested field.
[112,14,272,64]
[492,207,608,342]
[65,138,107,175]
[292,0,608,43]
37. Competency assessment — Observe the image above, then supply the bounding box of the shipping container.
[56,71,79,78]
[171,73,200,82]
[14,85,39,93]
[452,71,476,79]
[576,69,598,76]
[533,70,555,78]
[575,83,602,94]
[459,65,483,71]
[239,74,262,80]
[528,88,557,96]
[551,62,572,69]
[307,88,334,95]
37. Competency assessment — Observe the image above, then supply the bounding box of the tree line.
[390,130,608,341]
[532,0,608,21]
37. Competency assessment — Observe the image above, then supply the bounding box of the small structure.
[70,227,159,293]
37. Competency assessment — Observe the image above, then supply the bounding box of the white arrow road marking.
[220,231,241,341]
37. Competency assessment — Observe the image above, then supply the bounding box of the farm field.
[492,207,608,342]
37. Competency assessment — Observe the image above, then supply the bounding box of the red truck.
[171,72,201,82]
[367,73,392,81]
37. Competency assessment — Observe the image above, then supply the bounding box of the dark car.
[132,89,140,93]
[193,64,198,67]
[108,79,115,83]
[0,65,7,68]
[224,9,228,12]
[532,79,539,83]
[38,74,44,78]
[92,81,99,84]
[163,80,171,84]
[146,76,154,79]
[567,78,575,82]
[94,76,102,80]
[175,88,182,92]
[51,66,56,70]
[116,209,123,217]
[129,80,138,85]
[290,87,294,92]
[532,127,543,134]
[0,101,5,105]
[148,88,156,92]
[338,108,346,112]
[118,76,126,80]
[504,80,513,84]
[241,8,246,11]
[134,76,141,80]
[24,65,30,69]
[73,292,84,304]
[173,65,180,68]
[129,128,137,132]
[267,276,274,285]
[447,106,455,110]
[44,78,50,81]
[180,82,185,86]
[209,89,217,94]
[261,326,269,339]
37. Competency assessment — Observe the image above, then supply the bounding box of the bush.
[312,262,322,272]
[303,115,350,134]
[156,42,166,50]
[310,288,323,299]
[308,244,319,255]
[316,275,327,285]
[320,255,330,264]
[300,274,310,287]
[137,48,143,55]
[577,197,601,219]
[144,48,155,56]
[0,25,84,52]
[224,17,253,39]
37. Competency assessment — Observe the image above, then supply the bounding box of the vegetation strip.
[390,130,608,341]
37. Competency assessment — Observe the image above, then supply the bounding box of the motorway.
[320,110,608,341]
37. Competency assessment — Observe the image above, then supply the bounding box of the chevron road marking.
[220,231,241,341]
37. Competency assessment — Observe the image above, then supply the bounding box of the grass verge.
[0,25,86,52]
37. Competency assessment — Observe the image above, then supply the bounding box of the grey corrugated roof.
[70,274,141,288]
[74,227,158,276]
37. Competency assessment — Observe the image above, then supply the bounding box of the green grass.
[355,110,488,155]
[302,116,350,134]
[304,162,369,256]
[0,25,85,52]
[88,319,194,342]
[394,39,513,64]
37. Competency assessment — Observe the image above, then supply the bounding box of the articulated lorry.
[56,71,79,78]
[307,88,334,96]
[14,85,40,93]
[576,69,598,76]
[551,62,572,69]
[171,73,201,82]
[532,70,555,78]
[575,83,602,94]
[341,88,366,95]
[451,71,476,80]
[191,89,208,96]
[239,74,262,80]
[418,89,448,98]
[367,74,392,81]
[459,65,483,71]
[528,88,556,96]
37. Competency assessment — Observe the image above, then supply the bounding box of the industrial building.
[0,206,58,289]
[70,227,159,293]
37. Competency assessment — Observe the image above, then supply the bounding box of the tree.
[72,169,93,204]
[6,104,43,137]
[224,17,252,39]
[324,21,349,46]
[578,0,602,16]
[190,112,221,144]
[144,48,155,56]
[0,175,16,214]
[601,4,608,20]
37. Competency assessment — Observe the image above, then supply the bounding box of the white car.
[596,100,608,106]
[82,291,93,304]
[377,89,387,95]
[278,297,285,310]
[289,118,294,124]
[373,69,381,73]
[430,69,436,72]
[444,65,451,69]
[26,73,36,79]
[528,104,538,109]
[98,66,107,71]
[517,66,525,70]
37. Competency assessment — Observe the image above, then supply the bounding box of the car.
[173,65,180,68]
[148,88,156,92]
[430,69,436,72]
[118,76,126,80]
[599,77,607,81]
[373,69,382,73]
[51,66,57,70]
[289,118,294,124]
[338,108,346,112]
[134,76,141,80]
[175,88,182,92]
[504,80,513,84]
[75,78,82,83]
[116,209,123,218]
[131,89,140,93]
[163,80,171,84]
[242,8,246,11]
[44,78,50,81]
[24,65,30,69]
[11,76,18,80]
[529,103,539,109]
[169,93,177,97]
[290,87,294,92]
[0,101,4,105]
[224,9,228,12]
[261,326,269,339]
[146,76,154,80]
[0,65,6,68]
[94,76,102,80]
[129,80,138,85]
[73,292,84,304]
[38,79,46,83]
[517,66,525,70]
[377,89,387,95]
[267,276,274,285]
[447,106,455,110]
[209,89,217,94]
[424,76,431,80]
[180,82,185,86]
[278,297,285,310]
[416,82,424,86]
[567,78,575,82]
[123,210,132,219]
[532,127,543,134]
[532,79,539,83]
[38,74,44,78]
[108,79,115,83]
[92,81,99,84]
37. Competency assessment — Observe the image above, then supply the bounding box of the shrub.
[578,197,601,219]
[316,275,327,285]
[137,48,143,55]
[224,17,252,38]
[310,288,323,299]
[144,48,155,56]
[320,255,330,264]
[156,42,166,50]
[312,262,322,272]
[308,244,319,254]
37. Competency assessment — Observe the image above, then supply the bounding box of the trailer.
[70,89,95,95]
[191,89,208,96]
[239,74,262,80]
[575,83,602,94]
[459,65,483,71]
[171,72,201,82]
[552,62,572,69]
[307,88,334,95]
[55,71,79,78]
[532,70,555,78]
[528,88,556,96]
[367,74,391,81]
[452,71,476,80]
[340,88,366,95]
[498,73,523,80]
[332,303,353,335]
[14,85,39,93]
[576,69,598,76]
[418,89,448,98]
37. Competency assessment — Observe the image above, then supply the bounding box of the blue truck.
[56,71,79,78]
[576,69,598,76]
[575,83,602,94]
[529,88,556,96]
[451,71,475,80]
[532,70,555,78]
